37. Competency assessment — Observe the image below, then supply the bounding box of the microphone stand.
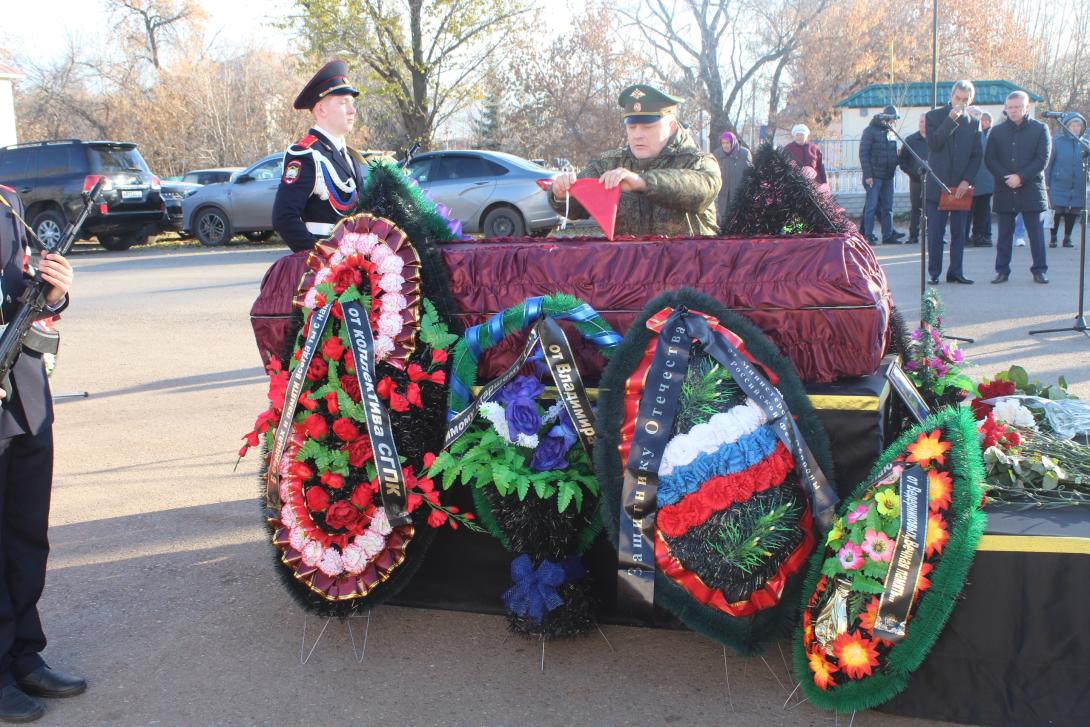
[1029,124,1090,340]
[884,121,974,343]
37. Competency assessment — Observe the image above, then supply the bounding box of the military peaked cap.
[618,84,684,124]
[293,60,360,110]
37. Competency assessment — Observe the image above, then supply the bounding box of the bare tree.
[106,0,206,71]
[291,0,533,150]
[623,0,829,144]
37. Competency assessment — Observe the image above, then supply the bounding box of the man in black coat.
[0,185,84,723]
[898,115,930,245]
[924,80,982,284]
[860,105,905,245]
[985,91,1052,284]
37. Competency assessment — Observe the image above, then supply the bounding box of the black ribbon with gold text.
[616,309,693,622]
[342,301,411,527]
[265,302,333,515]
[874,464,930,642]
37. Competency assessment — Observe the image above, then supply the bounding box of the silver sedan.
[405,150,561,237]
[181,153,283,245]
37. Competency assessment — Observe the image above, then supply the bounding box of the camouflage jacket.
[550,127,722,237]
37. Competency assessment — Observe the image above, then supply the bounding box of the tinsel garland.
[723,142,856,236]
[792,406,987,712]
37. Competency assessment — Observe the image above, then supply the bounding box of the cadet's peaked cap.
[293,60,360,110]
[619,84,684,124]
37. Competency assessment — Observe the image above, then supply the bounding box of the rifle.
[0,180,103,398]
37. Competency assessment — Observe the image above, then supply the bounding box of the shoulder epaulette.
[289,134,319,153]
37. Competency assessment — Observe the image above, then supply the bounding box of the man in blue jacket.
[986,91,1052,283]
[860,106,905,245]
[924,80,982,284]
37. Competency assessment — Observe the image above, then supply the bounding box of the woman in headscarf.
[712,130,753,228]
[782,124,827,190]
[1045,112,1088,248]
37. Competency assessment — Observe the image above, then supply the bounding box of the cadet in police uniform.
[550,84,721,237]
[0,185,82,724]
[273,60,363,252]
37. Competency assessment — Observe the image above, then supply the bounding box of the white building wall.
[0,79,18,147]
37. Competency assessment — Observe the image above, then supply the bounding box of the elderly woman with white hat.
[782,123,828,193]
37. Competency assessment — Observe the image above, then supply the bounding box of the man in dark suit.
[985,91,1052,284]
[272,60,364,252]
[0,184,83,723]
[924,80,982,284]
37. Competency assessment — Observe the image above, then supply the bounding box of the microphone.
[875,113,900,122]
[1042,111,1066,119]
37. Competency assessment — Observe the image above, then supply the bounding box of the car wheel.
[30,209,67,251]
[98,232,147,251]
[195,207,233,246]
[482,205,526,238]
[243,230,274,242]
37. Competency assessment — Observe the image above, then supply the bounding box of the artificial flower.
[505,397,542,439]
[838,542,865,570]
[350,481,376,509]
[825,518,846,546]
[301,540,324,567]
[530,434,572,472]
[808,648,838,691]
[847,503,870,524]
[324,391,340,415]
[906,430,951,467]
[340,374,361,402]
[357,530,385,559]
[377,377,395,399]
[496,375,546,406]
[322,335,346,361]
[345,437,373,467]
[373,336,394,359]
[332,418,361,442]
[289,461,314,481]
[303,413,329,441]
[862,529,895,562]
[318,547,345,576]
[407,382,423,408]
[429,370,446,385]
[925,512,949,557]
[927,469,952,512]
[389,391,410,412]
[288,525,308,552]
[370,507,393,536]
[280,503,298,529]
[340,542,369,575]
[431,348,448,364]
[918,562,933,592]
[832,632,881,680]
[298,390,319,411]
[331,265,363,295]
[305,486,331,513]
[325,500,362,531]
[407,363,428,382]
[427,509,449,528]
[859,596,881,631]
[479,401,511,441]
[875,488,900,519]
[320,471,345,490]
[306,356,329,382]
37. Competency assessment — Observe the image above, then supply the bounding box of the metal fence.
[814,138,910,195]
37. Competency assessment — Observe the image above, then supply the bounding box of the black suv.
[0,139,164,250]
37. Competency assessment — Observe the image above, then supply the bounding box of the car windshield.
[88,145,150,174]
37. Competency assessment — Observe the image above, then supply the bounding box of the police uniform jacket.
[272,128,365,252]
[0,185,68,438]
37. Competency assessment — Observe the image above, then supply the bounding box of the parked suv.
[0,139,164,250]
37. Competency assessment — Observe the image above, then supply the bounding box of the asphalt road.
[32,239,1089,726]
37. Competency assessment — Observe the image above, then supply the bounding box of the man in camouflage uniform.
[550,85,721,237]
